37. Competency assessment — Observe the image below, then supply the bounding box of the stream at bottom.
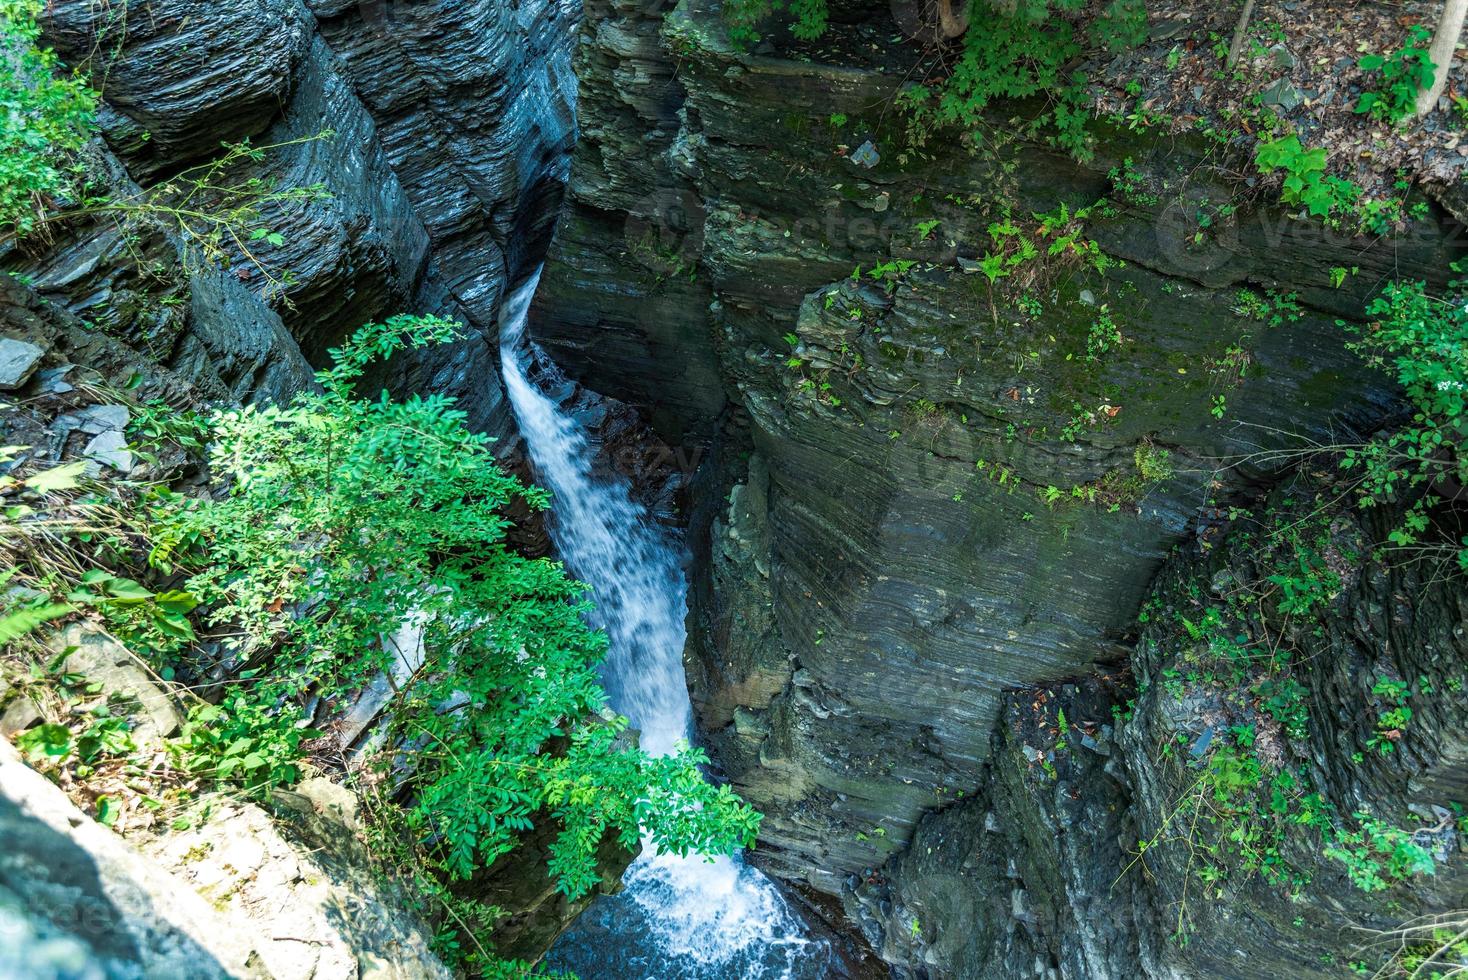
[499,270,832,979]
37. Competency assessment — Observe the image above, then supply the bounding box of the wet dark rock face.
[847,482,1467,979]
[531,1,1468,975]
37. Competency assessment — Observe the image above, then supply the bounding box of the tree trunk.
[936,0,971,39]
[1418,0,1467,116]
[1226,0,1257,68]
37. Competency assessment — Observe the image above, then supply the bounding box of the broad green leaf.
[23,460,87,493]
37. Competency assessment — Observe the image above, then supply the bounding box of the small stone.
[1079,289,1097,306]
[55,625,182,743]
[1189,726,1215,758]
[1209,568,1236,595]
[0,338,45,390]
[0,696,42,737]
[84,429,134,473]
[1260,78,1305,111]
[35,365,75,395]
[291,777,361,831]
[850,140,880,169]
[1191,85,1205,100]
[1150,17,1190,40]
[1079,732,1110,756]
[61,403,129,436]
[1269,43,1296,70]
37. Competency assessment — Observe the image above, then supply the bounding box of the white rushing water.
[498,271,831,979]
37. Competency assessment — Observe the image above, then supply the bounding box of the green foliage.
[172,695,316,792]
[1254,135,1359,221]
[1085,305,1122,362]
[1355,26,1434,124]
[1323,813,1436,892]
[12,665,138,775]
[897,8,1096,160]
[91,135,334,303]
[725,0,1145,160]
[1254,135,1408,234]
[1234,288,1303,328]
[0,596,72,646]
[1107,156,1158,206]
[65,569,198,659]
[1129,497,1451,938]
[1339,276,1468,569]
[722,0,827,45]
[0,0,97,236]
[0,19,334,295]
[978,218,1039,283]
[150,317,760,899]
[1265,545,1340,616]
[1133,443,1173,483]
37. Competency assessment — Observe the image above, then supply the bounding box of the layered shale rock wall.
[18,0,581,434]
[531,0,1468,974]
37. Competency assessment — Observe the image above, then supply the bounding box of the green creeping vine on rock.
[1128,502,1449,944]
[0,5,332,302]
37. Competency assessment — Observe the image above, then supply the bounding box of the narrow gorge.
[1,1,1465,979]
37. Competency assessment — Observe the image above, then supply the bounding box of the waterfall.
[498,271,831,978]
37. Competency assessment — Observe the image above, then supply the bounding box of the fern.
[0,603,72,646]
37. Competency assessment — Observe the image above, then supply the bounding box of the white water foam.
[498,270,828,978]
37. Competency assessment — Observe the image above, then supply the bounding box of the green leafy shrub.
[0,0,96,236]
[1340,275,1468,569]
[1254,135,1358,221]
[722,0,1145,160]
[722,0,826,45]
[172,694,316,792]
[898,11,1090,157]
[1355,26,1435,124]
[151,315,761,899]
[1324,813,1437,892]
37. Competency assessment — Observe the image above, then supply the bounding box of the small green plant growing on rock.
[1134,443,1174,484]
[1085,305,1123,362]
[1255,135,1358,221]
[1107,157,1158,206]
[1323,814,1437,892]
[1366,677,1413,755]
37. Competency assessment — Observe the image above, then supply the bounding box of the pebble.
[1269,44,1296,70]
